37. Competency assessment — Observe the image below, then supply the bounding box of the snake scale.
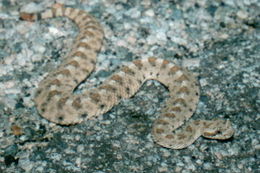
[20,3,234,149]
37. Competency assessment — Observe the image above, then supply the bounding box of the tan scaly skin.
[20,3,234,149]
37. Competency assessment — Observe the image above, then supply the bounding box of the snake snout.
[202,120,234,140]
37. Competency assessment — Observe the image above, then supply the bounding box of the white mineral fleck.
[144,9,155,17]
[20,2,43,13]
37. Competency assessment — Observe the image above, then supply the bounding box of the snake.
[19,3,234,149]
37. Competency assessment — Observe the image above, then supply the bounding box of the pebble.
[237,10,248,19]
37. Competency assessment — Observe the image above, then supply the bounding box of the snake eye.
[80,113,88,118]
[216,130,222,135]
[57,115,64,121]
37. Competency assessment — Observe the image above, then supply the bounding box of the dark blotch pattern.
[72,97,82,109]
[121,66,136,76]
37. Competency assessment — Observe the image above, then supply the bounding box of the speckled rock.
[0,0,259,172]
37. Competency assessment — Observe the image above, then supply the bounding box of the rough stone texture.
[0,0,259,172]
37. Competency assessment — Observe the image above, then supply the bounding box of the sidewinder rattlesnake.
[20,3,234,149]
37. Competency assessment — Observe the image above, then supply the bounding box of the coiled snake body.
[20,3,234,149]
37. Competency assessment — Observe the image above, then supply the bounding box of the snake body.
[20,3,234,149]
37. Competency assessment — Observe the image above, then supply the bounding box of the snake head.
[202,119,234,140]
